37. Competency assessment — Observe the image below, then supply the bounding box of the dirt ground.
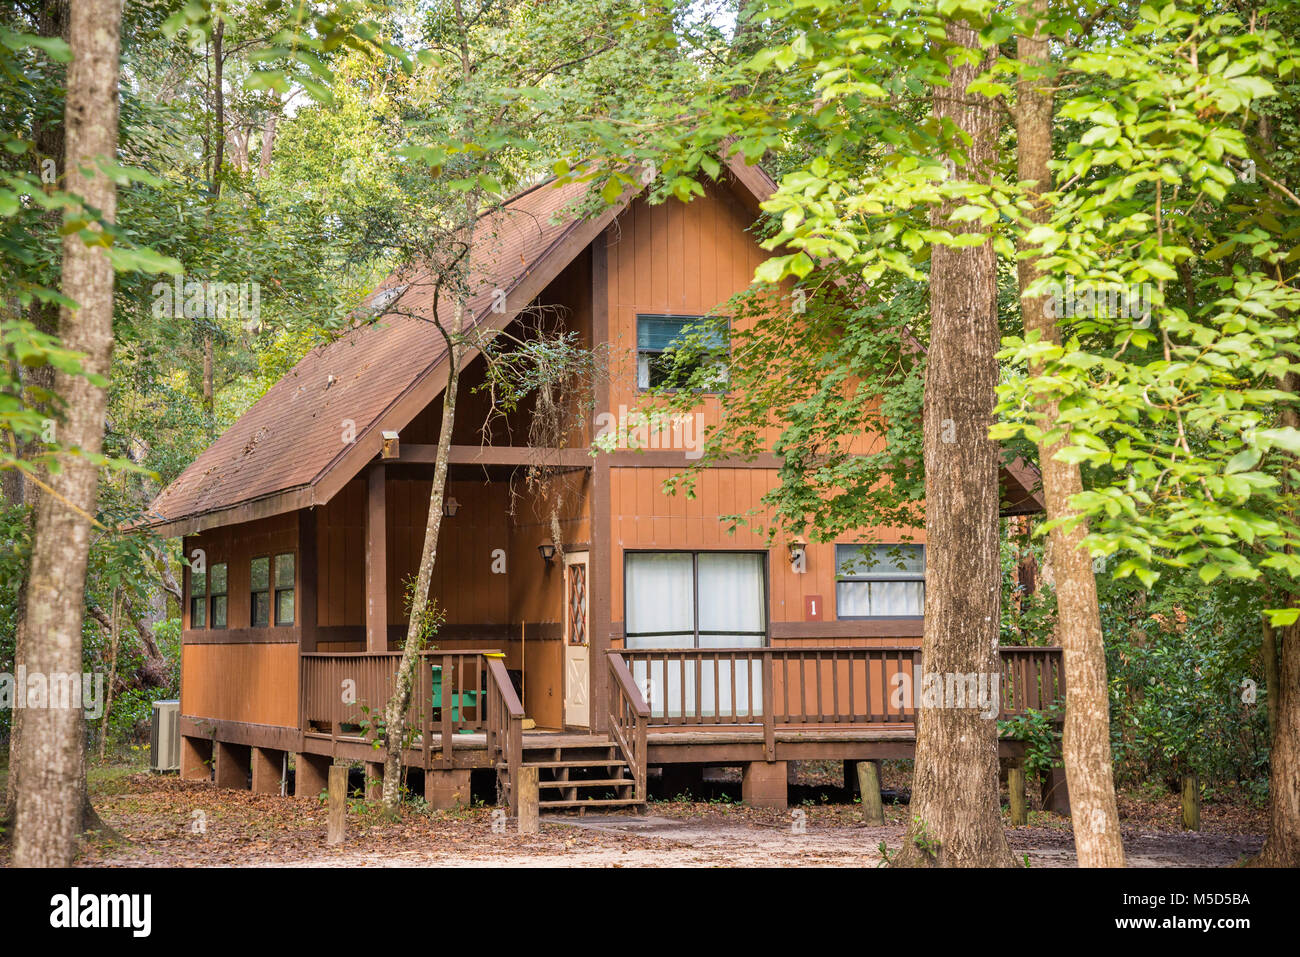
[0,761,1265,868]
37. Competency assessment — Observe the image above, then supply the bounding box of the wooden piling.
[1008,765,1028,826]
[857,760,884,825]
[517,766,539,834]
[327,764,347,845]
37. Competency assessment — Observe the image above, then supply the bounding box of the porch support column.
[742,760,788,809]
[180,735,212,782]
[294,752,331,799]
[589,234,612,733]
[213,740,251,790]
[365,464,387,653]
[251,747,287,795]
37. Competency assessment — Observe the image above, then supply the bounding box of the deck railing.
[616,645,1064,741]
[484,655,525,813]
[300,649,499,765]
[606,652,649,802]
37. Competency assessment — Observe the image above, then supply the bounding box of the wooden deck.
[291,646,1063,812]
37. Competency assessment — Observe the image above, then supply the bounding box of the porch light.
[538,540,556,564]
[380,430,400,460]
[442,497,460,518]
[789,537,808,573]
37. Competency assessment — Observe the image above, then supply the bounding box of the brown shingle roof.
[146,175,599,535]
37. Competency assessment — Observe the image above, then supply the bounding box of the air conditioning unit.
[150,699,180,772]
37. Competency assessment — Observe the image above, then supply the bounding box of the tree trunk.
[1252,373,1300,866]
[893,19,1011,868]
[98,590,121,762]
[1254,621,1299,865]
[380,297,466,812]
[258,101,278,181]
[12,0,121,867]
[1262,615,1279,742]
[4,0,71,832]
[1013,0,1124,867]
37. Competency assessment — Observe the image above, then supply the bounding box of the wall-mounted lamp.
[537,540,556,564]
[380,430,400,460]
[442,497,460,518]
[789,537,808,574]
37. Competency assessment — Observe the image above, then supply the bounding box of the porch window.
[274,552,295,626]
[624,551,766,648]
[835,543,925,618]
[625,551,766,719]
[189,565,207,629]
[250,556,270,627]
[636,315,727,391]
[209,562,228,629]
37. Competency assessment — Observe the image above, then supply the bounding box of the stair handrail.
[484,655,525,814]
[606,652,649,802]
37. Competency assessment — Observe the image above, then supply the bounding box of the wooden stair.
[498,737,644,814]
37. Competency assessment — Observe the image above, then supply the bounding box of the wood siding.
[180,642,299,728]
[602,186,925,651]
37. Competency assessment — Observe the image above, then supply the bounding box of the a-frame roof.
[144,158,780,537]
[145,156,1042,538]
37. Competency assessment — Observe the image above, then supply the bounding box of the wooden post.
[1181,772,1200,831]
[1008,764,1028,826]
[327,764,347,845]
[857,760,884,825]
[517,766,539,834]
[365,465,387,653]
[365,761,384,802]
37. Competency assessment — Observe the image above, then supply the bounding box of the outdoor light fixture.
[380,430,400,460]
[537,540,556,564]
[442,497,460,518]
[789,537,808,573]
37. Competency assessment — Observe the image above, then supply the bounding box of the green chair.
[431,665,482,730]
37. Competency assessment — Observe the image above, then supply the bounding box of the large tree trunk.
[4,0,71,834]
[1013,0,1124,867]
[12,0,122,867]
[893,19,1012,868]
[1254,620,1299,865]
[1253,373,1300,866]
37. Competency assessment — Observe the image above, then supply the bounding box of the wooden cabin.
[145,156,1061,813]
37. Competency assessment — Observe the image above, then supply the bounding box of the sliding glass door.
[624,550,766,718]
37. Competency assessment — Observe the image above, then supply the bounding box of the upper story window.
[250,556,271,626]
[625,551,766,648]
[275,552,296,626]
[836,544,925,618]
[189,566,207,628]
[636,314,727,391]
[250,552,296,627]
[209,562,228,629]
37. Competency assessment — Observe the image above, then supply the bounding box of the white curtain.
[696,552,765,646]
[626,551,765,718]
[625,553,695,648]
[870,580,924,616]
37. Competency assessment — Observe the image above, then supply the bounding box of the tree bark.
[1252,372,1300,866]
[4,0,71,835]
[12,0,122,867]
[1262,615,1279,742]
[381,294,466,811]
[258,99,278,181]
[893,19,1012,867]
[1013,0,1124,867]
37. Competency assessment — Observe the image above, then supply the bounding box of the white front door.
[563,551,590,728]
